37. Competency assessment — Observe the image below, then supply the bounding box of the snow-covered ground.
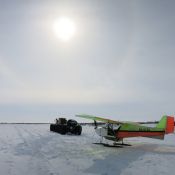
[0,124,174,175]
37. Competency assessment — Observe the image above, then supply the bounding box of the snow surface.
[0,124,175,175]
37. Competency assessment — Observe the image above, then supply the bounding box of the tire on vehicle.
[73,125,82,135]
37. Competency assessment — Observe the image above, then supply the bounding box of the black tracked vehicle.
[50,118,82,135]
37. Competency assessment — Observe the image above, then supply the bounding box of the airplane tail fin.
[165,116,174,134]
[156,115,174,134]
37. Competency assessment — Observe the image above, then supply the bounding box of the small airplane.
[76,114,174,146]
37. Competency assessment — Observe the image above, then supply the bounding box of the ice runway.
[0,124,174,175]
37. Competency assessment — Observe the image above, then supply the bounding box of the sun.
[53,17,76,42]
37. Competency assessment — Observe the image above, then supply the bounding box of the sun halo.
[53,17,76,42]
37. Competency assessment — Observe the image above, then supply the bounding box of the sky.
[0,0,175,122]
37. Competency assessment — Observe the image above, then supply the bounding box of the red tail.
[165,116,174,134]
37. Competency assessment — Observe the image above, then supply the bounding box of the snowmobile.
[50,118,82,135]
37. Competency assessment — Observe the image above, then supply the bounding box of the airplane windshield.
[105,123,120,130]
